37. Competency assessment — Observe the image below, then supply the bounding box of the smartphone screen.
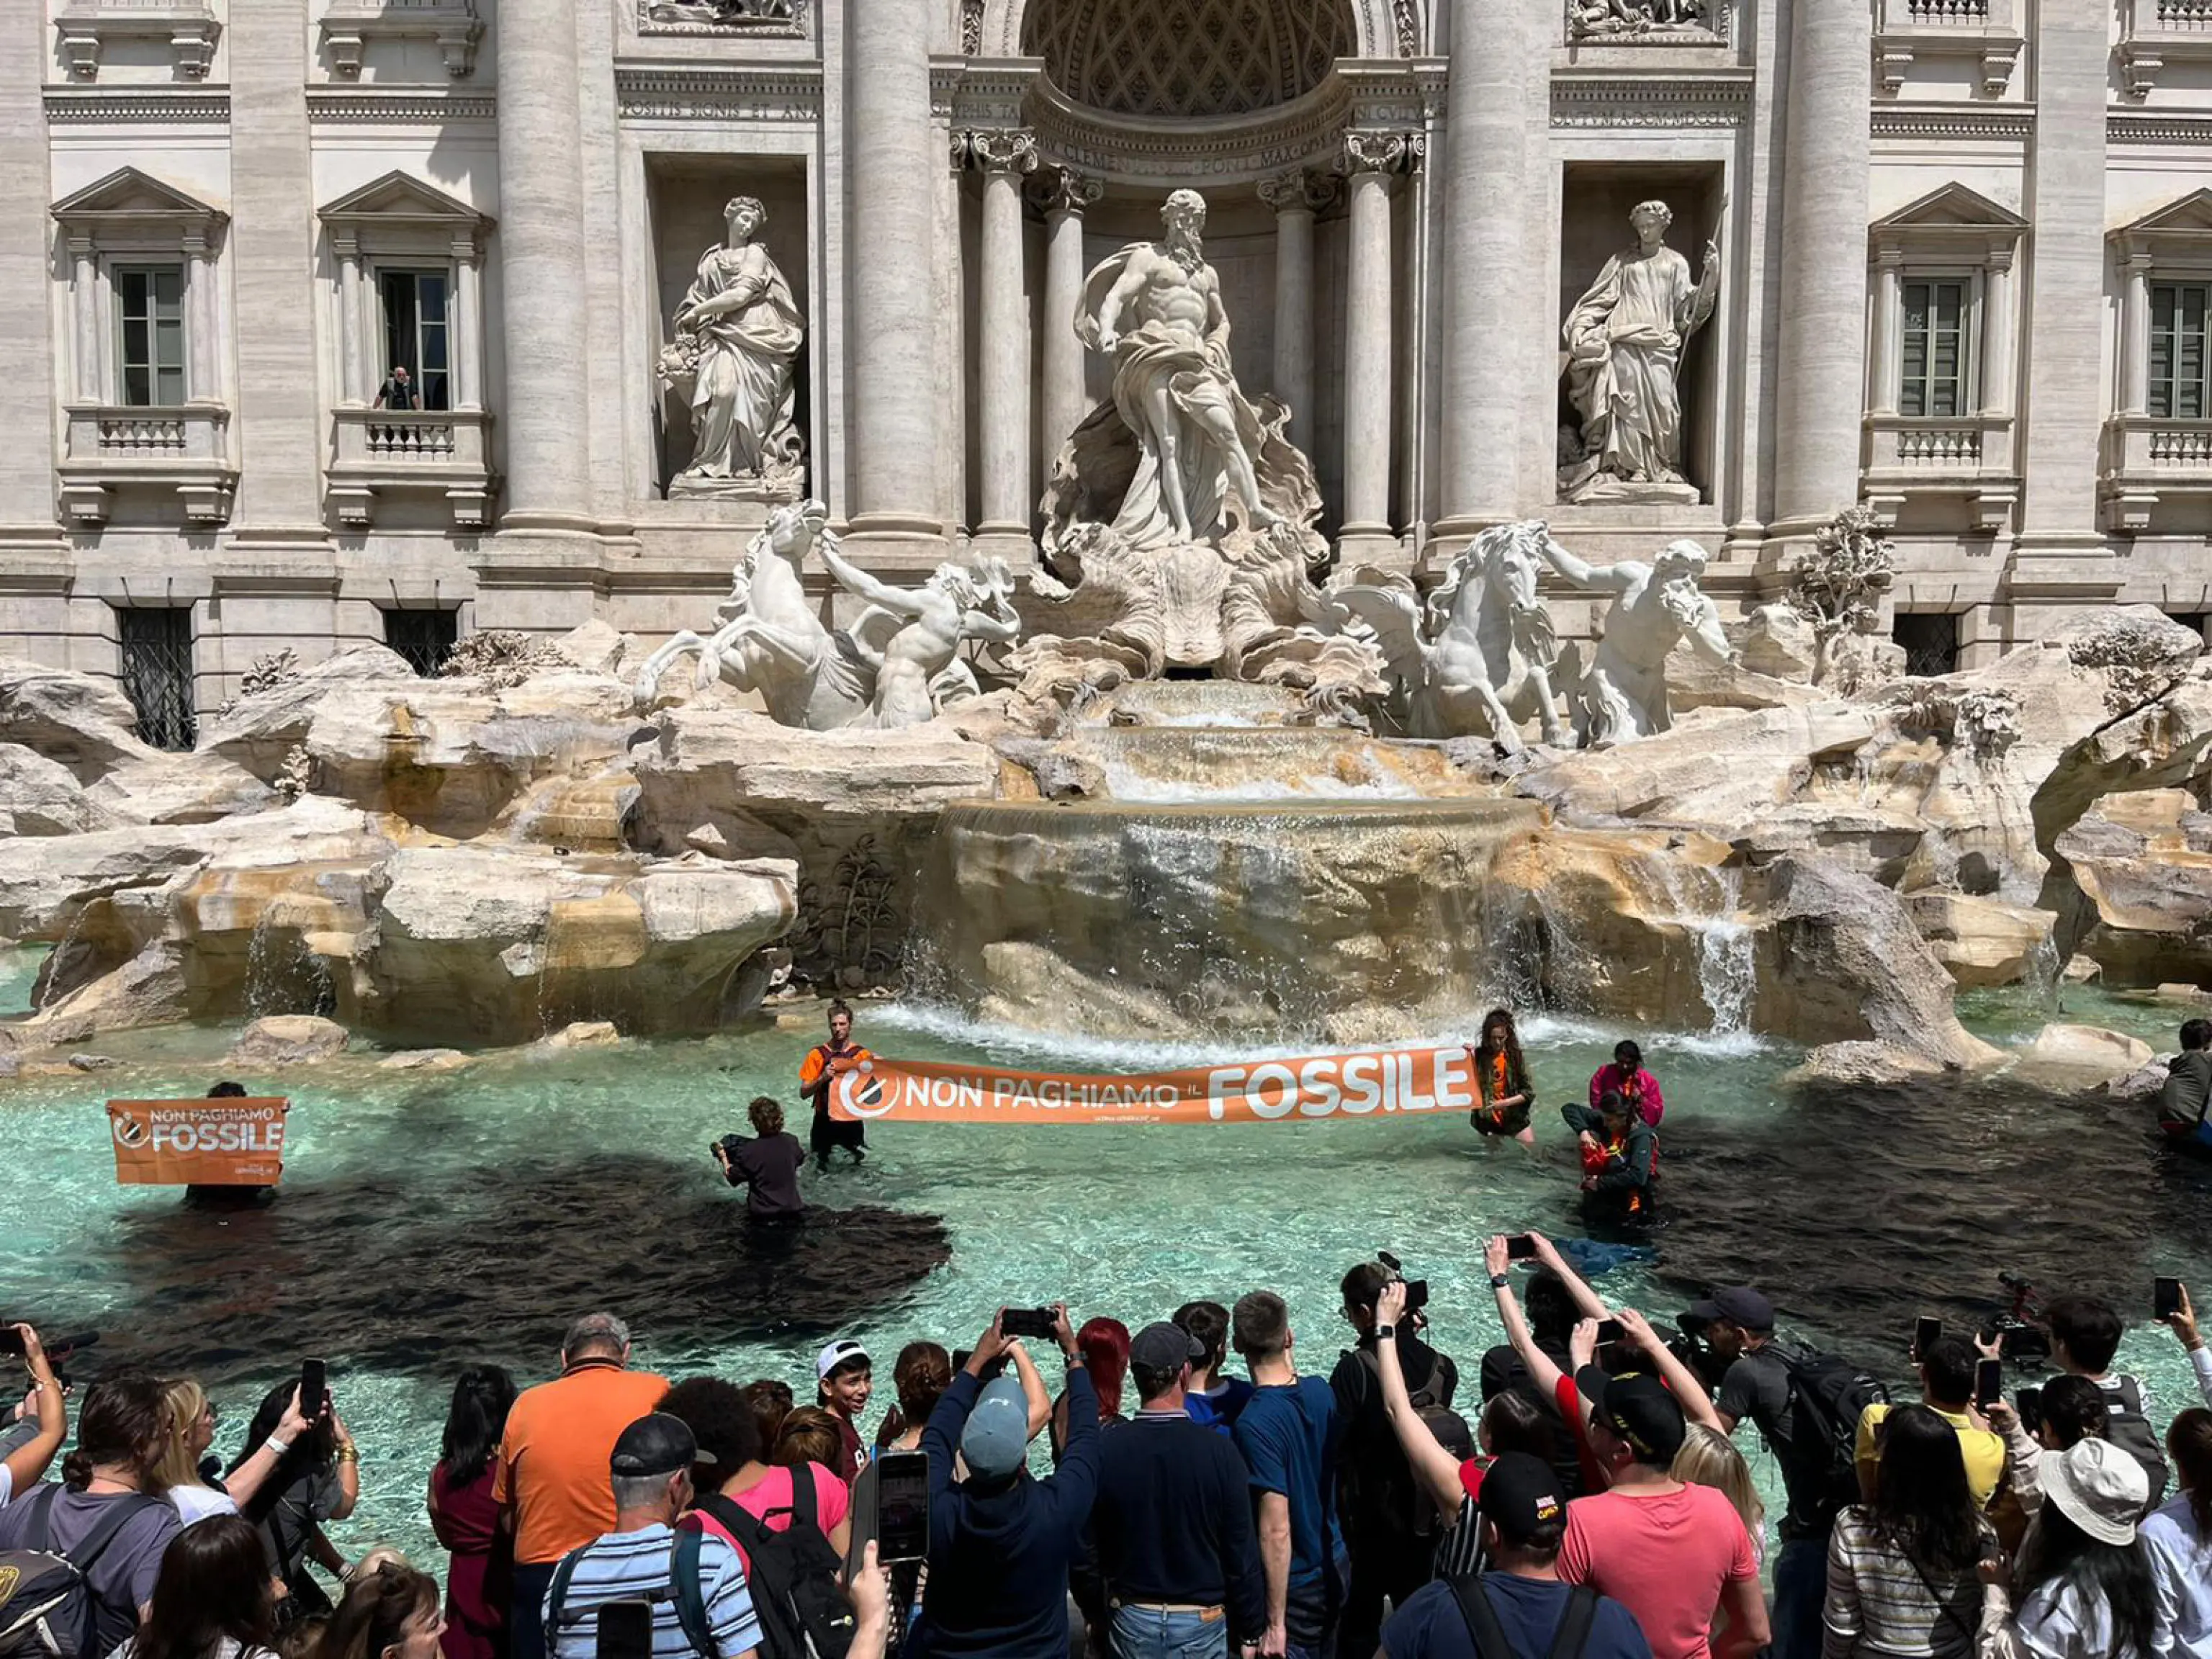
[596,1599,655,1659]
[2015,1387,2043,1427]
[1593,1319,1624,1346]
[875,1449,930,1563]
[300,1357,327,1421]
[1915,1316,1941,1358]
[2157,1277,2185,1321]
[1974,1358,2003,1410]
[1506,1236,1538,1262]
[1000,1308,1056,1341]
[0,1328,24,1359]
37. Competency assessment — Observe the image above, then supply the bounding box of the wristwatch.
[1374,1324,1396,1341]
[1490,1272,1512,1289]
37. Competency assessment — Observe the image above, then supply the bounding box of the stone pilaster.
[846,0,943,559]
[0,0,63,650]
[2013,0,2113,573]
[1436,0,1545,536]
[228,0,331,540]
[1769,0,1872,538]
[1033,167,1102,469]
[493,0,593,534]
[966,130,1039,557]
[1258,169,1331,439]
[1339,132,1410,562]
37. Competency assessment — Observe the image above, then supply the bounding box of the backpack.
[0,1486,166,1659]
[696,1479,855,1659]
[1346,1347,1467,1539]
[2102,1376,2172,1510]
[547,1529,716,1659]
[1448,1575,1599,1659]
[1771,1342,1890,1523]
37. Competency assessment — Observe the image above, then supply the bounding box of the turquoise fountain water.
[3,950,2207,1573]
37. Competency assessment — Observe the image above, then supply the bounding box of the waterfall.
[1696,918,1755,1036]
[2023,930,2064,1016]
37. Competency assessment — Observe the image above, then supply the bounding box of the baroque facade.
[5,0,2212,734]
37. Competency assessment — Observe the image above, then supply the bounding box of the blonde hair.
[152,1377,212,1493]
[1673,1424,1764,1540]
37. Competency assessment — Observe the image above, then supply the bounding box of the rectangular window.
[378,269,451,412]
[1899,279,1969,419]
[1893,611,1961,680]
[114,265,186,408]
[117,606,197,751]
[2151,283,2212,421]
[381,606,459,677]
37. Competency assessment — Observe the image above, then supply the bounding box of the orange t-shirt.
[492,1362,671,1564]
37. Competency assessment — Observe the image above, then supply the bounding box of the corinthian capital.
[1338,130,1414,178]
[1257,168,1337,215]
[961,127,1040,176]
[1027,166,1103,217]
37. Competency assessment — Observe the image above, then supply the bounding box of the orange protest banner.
[107,1098,289,1185]
[824,1048,1480,1125]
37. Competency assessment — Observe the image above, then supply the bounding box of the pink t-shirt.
[1557,1483,1756,1659]
[691,1462,851,1573]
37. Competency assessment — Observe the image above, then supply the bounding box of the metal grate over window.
[1893,611,1961,679]
[117,606,197,750]
[382,606,459,676]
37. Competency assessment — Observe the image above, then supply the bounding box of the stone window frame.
[2104,189,2212,533]
[1892,266,1983,420]
[52,167,228,410]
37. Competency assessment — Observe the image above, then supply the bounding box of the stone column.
[968,130,1039,552]
[1258,169,1323,435]
[493,0,593,532]
[2014,0,2110,563]
[1033,168,1101,464]
[1869,250,1902,416]
[1437,0,1544,536]
[228,0,332,537]
[1983,251,2017,418]
[2120,249,2152,417]
[846,0,941,557]
[454,239,485,413]
[333,233,364,406]
[1769,0,1872,535]
[1340,133,1406,557]
[70,240,101,403]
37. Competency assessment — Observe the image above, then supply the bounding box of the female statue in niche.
[660,194,805,499]
[1558,199,1719,503]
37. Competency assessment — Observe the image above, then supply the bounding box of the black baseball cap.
[1130,1321,1205,1373]
[1575,1367,1686,1464]
[1683,1287,1775,1333]
[1476,1451,1568,1544]
[611,1413,714,1478]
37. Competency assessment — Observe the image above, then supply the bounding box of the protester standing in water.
[1470,1009,1537,1147]
[1588,1039,1664,1128]
[799,999,872,1170]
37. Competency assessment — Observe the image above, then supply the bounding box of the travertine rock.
[228,1015,350,1066]
[0,744,119,836]
[1904,893,2056,989]
[2016,1022,2156,1082]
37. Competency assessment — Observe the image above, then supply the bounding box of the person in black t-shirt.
[374,366,420,410]
[712,1095,806,1220]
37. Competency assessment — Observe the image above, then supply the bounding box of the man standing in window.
[374,364,419,410]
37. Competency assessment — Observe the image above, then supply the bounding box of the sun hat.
[2042,1437,2149,1546]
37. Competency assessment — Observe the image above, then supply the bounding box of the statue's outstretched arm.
[821,541,920,616]
[961,608,1022,644]
[1537,536,1627,591]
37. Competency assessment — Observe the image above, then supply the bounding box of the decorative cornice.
[1029,74,1354,184]
[613,65,822,122]
[1550,74,1748,127]
[2110,112,2212,147]
[1870,104,2033,140]
[305,87,494,122]
[932,57,1040,128]
[43,86,228,122]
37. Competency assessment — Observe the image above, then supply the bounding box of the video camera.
[1983,1272,2052,1368]
[1666,1316,1732,1394]
[1375,1250,1429,1316]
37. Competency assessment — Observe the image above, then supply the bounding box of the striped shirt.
[1432,1493,1488,1581]
[1821,1508,1984,1659]
[544,1522,764,1659]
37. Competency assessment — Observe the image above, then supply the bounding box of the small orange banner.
[107,1098,289,1185]
[824,1048,1480,1125]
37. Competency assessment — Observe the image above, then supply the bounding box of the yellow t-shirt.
[1854,1401,2007,1509]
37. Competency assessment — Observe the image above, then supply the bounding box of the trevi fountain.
[7,186,2212,1563]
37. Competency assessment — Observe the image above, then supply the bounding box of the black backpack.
[0,1486,166,1659]
[2102,1376,2172,1510]
[1772,1342,1890,1522]
[696,1480,856,1659]
[1344,1345,1465,1539]
[1449,1575,1598,1659]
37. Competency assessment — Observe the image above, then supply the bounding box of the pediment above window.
[1869,182,2026,263]
[319,171,491,256]
[53,167,227,243]
[2116,188,2212,258]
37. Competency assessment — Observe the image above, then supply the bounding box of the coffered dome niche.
[1021,0,1358,119]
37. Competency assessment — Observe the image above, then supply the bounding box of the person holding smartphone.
[0,1322,67,1505]
[1851,1336,2005,1510]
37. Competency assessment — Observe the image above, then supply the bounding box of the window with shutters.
[117,607,197,751]
[114,264,186,407]
[1899,279,1969,418]
[2149,282,2212,421]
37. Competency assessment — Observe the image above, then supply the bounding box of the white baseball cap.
[816,1339,870,1381]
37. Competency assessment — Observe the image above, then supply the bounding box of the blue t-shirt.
[1187,1377,1254,1436]
[1232,1377,1341,1634]
[1382,1574,1653,1659]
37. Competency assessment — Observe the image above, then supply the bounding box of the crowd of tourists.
[6,1233,2212,1659]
